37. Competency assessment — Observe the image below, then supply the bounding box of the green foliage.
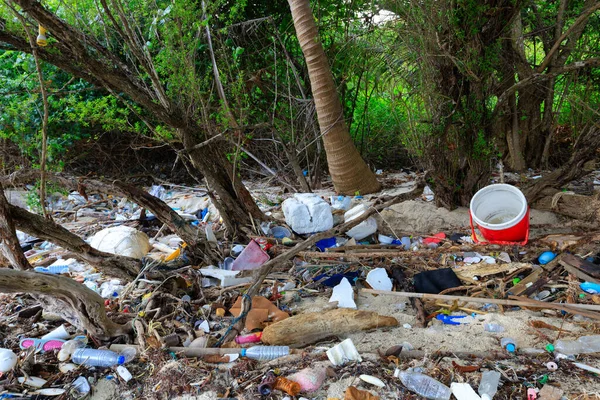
[25,180,68,213]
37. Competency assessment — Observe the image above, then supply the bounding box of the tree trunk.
[9,204,140,280]
[287,0,380,195]
[522,125,600,203]
[0,183,32,270]
[182,132,265,237]
[0,268,131,338]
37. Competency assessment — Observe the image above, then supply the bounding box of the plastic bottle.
[240,346,289,361]
[34,265,69,274]
[483,322,505,333]
[501,338,517,353]
[397,371,451,400]
[71,349,125,368]
[554,335,600,355]
[478,370,501,400]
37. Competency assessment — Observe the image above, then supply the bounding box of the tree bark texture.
[287,0,381,195]
[0,268,131,338]
[9,204,140,280]
[534,192,600,223]
[522,125,600,203]
[182,131,265,236]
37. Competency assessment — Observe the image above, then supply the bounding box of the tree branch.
[536,1,600,72]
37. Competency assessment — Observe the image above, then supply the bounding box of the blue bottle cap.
[506,343,516,353]
[118,355,126,365]
[240,349,247,357]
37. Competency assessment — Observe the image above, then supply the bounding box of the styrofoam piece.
[231,240,270,271]
[282,193,333,234]
[59,363,78,373]
[344,205,377,240]
[451,382,482,400]
[18,376,47,388]
[326,338,362,366]
[89,226,150,259]
[360,374,385,387]
[329,278,356,309]
[366,268,393,291]
[0,348,17,373]
[199,267,252,287]
[33,388,66,396]
[117,365,133,382]
[42,324,70,340]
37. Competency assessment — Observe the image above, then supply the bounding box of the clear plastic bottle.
[240,346,289,361]
[398,371,451,400]
[484,323,505,333]
[71,349,125,368]
[500,337,517,353]
[554,335,600,355]
[478,370,501,400]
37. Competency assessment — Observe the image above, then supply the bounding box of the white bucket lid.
[470,184,528,231]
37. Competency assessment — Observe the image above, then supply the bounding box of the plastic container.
[235,332,262,344]
[469,184,529,244]
[397,371,451,400]
[240,346,289,361]
[327,338,362,366]
[72,348,125,368]
[330,195,352,210]
[554,335,600,355]
[270,226,292,239]
[344,205,378,240]
[484,323,505,333]
[0,348,17,373]
[231,240,270,271]
[501,337,517,353]
[478,370,501,400]
[581,282,600,294]
[34,265,69,274]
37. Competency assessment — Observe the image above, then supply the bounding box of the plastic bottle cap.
[240,349,247,357]
[506,343,516,353]
[545,344,555,352]
[117,355,125,365]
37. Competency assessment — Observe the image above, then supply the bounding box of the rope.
[214,293,251,347]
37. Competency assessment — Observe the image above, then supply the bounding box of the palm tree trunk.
[287,0,380,195]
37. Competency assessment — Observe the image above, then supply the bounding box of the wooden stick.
[361,289,600,319]
[110,344,241,356]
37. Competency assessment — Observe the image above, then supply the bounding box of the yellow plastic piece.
[37,26,48,47]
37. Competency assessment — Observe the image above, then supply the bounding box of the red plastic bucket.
[469,184,529,245]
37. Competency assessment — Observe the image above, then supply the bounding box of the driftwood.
[261,308,398,346]
[3,170,216,262]
[219,181,425,344]
[9,204,139,280]
[534,192,600,223]
[522,125,599,204]
[0,268,131,338]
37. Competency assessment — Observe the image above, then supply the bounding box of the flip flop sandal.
[19,338,65,353]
